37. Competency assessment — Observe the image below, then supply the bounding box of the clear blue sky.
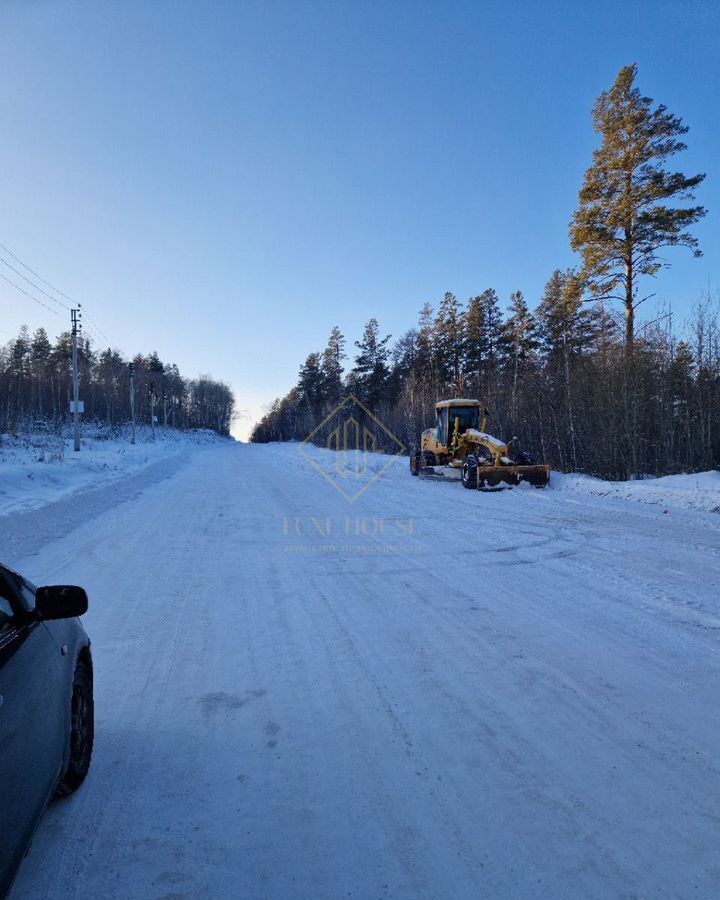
[1,0,718,437]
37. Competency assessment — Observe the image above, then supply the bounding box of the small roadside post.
[129,363,136,445]
[150,381,156,442]
[71,307,82,452]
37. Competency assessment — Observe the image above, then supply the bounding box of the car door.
[0,572,64,891]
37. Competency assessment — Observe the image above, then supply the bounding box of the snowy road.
[8,442,720,899]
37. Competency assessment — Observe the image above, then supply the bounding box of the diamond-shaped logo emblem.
[298,394,406,503]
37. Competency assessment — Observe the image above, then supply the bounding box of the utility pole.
[150,381,156,442]
[71,307,81,452]
[129,363,136,445]
[162,390,168,428]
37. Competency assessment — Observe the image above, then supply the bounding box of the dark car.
[0,563,93,898]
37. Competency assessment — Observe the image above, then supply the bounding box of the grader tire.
[461,460,478,489]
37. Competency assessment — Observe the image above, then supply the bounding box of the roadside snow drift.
[0,424,223,517]
[555,469,720,513]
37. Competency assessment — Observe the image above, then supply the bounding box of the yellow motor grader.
[410,399,550,489]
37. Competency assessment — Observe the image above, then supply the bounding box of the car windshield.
[0,564,35,611]
[449,406,479,433]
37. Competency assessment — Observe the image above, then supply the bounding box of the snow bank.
[253,442,720,515]
[554,469,720,514]
[0,423,225,517]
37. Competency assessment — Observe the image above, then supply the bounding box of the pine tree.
[536,271,593,469]
[320,325,345,406]
[669,339,695,468]
[7,327,30,428]
[391,329,420,380]
[147,351,164,376]
[500,291,539,425]
[537,269,595,360]
[670,339,694,415]
[298,352,324,412]
[30,327,52,418]
[30,327,52,366]
[416,302,436,397]
[479,289,502,367]
[97,348,127,424]
[10,326,30,377]
[462,296,484,397]
[434,292,464,394]
[500,291,538,365]
[352,318,391,408]
[570,63,706,351]
[461,289,503,400]
[388,329,425,411]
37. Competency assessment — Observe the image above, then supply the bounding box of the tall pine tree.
[570,64,706,351]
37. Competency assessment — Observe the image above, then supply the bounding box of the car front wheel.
[55,656,94,797]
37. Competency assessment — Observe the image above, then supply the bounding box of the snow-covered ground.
[0,424,222,516]
[6,442,720,899]
[556,468,720,514]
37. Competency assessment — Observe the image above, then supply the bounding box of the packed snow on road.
[4,440,720,899]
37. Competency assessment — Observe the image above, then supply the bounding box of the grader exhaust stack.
[409,399,550,490]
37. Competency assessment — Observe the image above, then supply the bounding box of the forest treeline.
[0,325,235,437]
[250,286,720,480]
[252,63,716,480]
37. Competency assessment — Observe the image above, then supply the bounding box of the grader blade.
[419,466,461,481]
[478,464,550,488]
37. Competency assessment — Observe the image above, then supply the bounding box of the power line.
[0,255,70,311]
[0,240,114,346]
[83,326,109,349]
[82,310,112,346]
[0,271,64,319]
[0,241,76,305]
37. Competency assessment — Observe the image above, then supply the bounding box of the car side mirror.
[35,585,88,620]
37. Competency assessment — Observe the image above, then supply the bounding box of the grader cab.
[410,399,550,489]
